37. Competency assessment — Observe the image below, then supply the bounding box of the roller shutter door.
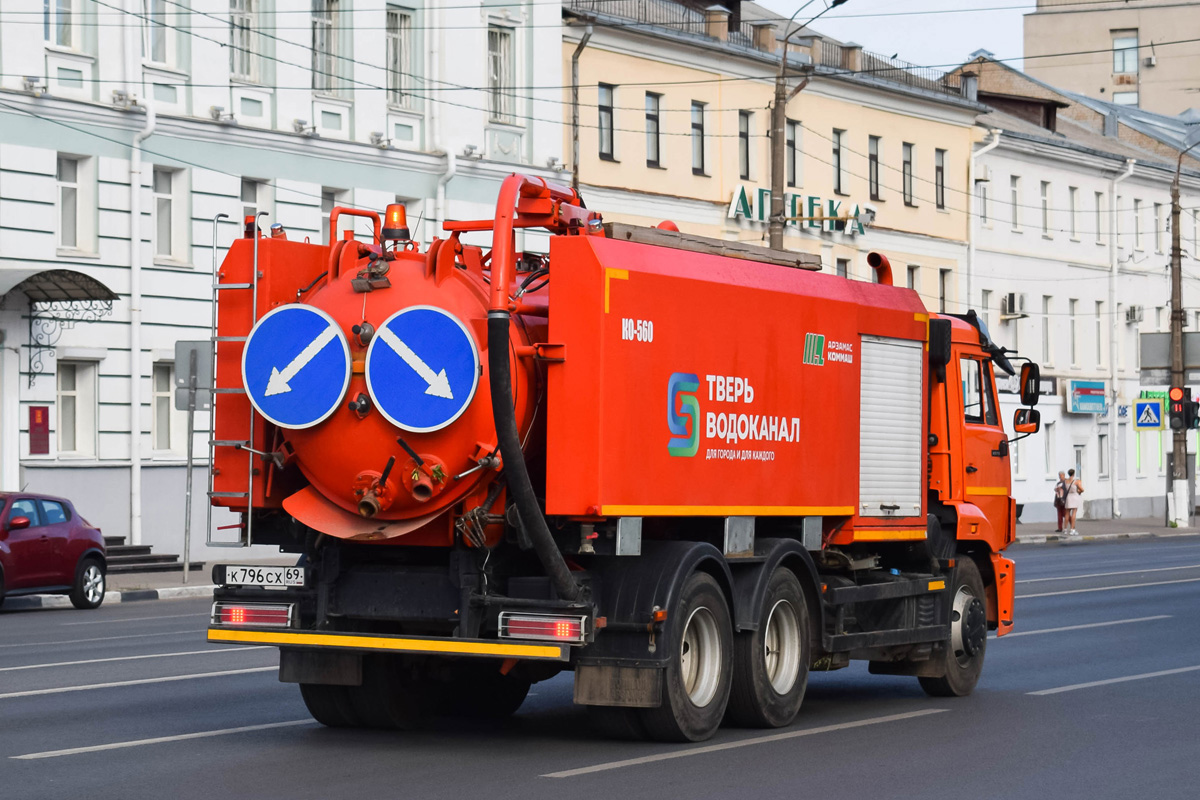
[859,336,923,518]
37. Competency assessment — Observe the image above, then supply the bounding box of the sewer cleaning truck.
[205,174,1041,742]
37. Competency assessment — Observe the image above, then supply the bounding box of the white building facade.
[972,126,1200,522]
[0,0,566,558]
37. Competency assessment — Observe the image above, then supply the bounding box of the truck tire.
[919,558,987,698]
[299,684,361,727]
[348,655,430,729]
[588,706,648,740]
[446,662,531,719]
[726,568,809,728]
[637,571,733,742]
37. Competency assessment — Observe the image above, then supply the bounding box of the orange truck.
[206,175,1041,742]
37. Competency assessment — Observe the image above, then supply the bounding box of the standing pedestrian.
[1054,471,1068,532]
[1064,468,1084,536]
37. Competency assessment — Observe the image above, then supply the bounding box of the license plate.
[224,565,304,589]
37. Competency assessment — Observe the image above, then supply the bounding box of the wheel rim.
[949,584,986,667]
[83,565,104,604]
[763,599,802,694]
[679,606,722,707]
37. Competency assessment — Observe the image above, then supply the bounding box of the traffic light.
[1191,398,1200,430]
[1169,387,1190,430]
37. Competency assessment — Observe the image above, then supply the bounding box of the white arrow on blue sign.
[365,305,480,433]
[241,304,351,429]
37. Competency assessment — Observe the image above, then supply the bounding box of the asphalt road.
[3,536,1199,800]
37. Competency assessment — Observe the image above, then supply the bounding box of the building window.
[1095,191,1104,243]
[56,361,96,457]
[1010,175,1020,230]
[312,0,339,94]
[1042,295,1052,365]
[1193,209,1199,255]
[386,7,413,108]
[1043,421,1055,477]
[230,0,257,81]
[1133,198,1142,249]
[1154,202,1164,252]
[981,290,992,333]
[1113,91,1138,106]
[645,93,661,168]
[739,111,752,181]
[939,268,951,313]
[978,181,988,225]
[691,102,706,175]
[1069,298,1078,366]
[598,84,615,160]
[1040,181,1051,234]
[934,148,946,209]
[836,258,849,279]
[487,26,515,123]
[902,143,914,206]
[1095,301,1103,366]
[1112,31,1138,75]
[1068,186,1078,238]
[785,120,799,188]
[1098,432,1108,477]
[868,136,880,201]
[153,167,174,258]
[45,0,73,47]
[57,155,80,249]
[907,264,919,291]
[152,363,174,452]
[832,130,845,195]
[241,178,272,223]
[143,0,170,64]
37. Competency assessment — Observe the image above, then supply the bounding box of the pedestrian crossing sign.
[1134,399,1164,430]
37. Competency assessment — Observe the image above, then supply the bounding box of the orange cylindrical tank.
[282,242,542,522]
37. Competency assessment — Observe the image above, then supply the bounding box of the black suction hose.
[487,314,581,602]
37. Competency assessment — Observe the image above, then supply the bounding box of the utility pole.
[768,0,848,250]
[1169,137,1198,525]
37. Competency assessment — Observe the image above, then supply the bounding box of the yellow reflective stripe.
[207,628,566,660]
[853,529,927,541]
[604,268,628,313]
[928,580,946,591]
[966,486,1009,496]
[600,505,855,517]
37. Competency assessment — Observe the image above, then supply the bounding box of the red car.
[0,492,107,609]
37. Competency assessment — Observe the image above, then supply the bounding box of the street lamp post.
[1168,131,1200,525]
[768,0,848,251]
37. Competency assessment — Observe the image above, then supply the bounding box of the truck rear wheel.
[299,683,361,728]
[637,571,733,742]
[445,662,531,719]
[919,558,987,698]
[726,568,809,728]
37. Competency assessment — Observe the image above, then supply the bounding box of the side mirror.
[1019,362,1041,407]
[8,516,31,530]
[928,318,952,369]
[1013,408,1041,435]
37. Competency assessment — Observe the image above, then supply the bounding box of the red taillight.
[498,613,588,643]
[212,602,294,627]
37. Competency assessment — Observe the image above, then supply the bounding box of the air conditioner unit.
[975,165,992,183]
[1000,292,1026,319]
[1144,55,1157,67]
[1126,305,1144,324]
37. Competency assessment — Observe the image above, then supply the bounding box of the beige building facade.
[562,2,985,313]
[1024,0,1200,115]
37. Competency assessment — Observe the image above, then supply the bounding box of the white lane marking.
[60,613,208,627]
[997,615,1171,638]
[1018,577,1200,598]
[11,720,313,760]
[1016,564,1200,583]
[541,709,948,778]
[1029,665,1200,696]
[0,666,275,699]
[0,647,268,673]
[0,630,201,649]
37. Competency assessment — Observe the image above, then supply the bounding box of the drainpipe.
[436,150,456,238]
[1109,158,1135,519]
[966,128,1001,312]
[570,25,592,193]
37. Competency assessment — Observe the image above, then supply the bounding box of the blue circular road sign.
[242,304,351,429]
[365,305,480,433]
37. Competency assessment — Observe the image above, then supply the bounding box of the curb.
[2,584,215,611]
[1015,530,1171,545]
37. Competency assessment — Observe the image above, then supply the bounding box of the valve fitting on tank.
[402,457,447,504]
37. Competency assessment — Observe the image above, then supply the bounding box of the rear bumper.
[207,626,570,661]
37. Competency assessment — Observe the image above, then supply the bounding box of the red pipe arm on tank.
[867,251,894,286]
[328,206,381,246]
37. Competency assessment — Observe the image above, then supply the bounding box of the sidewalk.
[1015,516,1200,544]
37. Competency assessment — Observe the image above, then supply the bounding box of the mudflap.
[990,553,1014,636]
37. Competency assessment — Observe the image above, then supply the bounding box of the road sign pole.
[183,348,197,584]
[1170,154,1189,526]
